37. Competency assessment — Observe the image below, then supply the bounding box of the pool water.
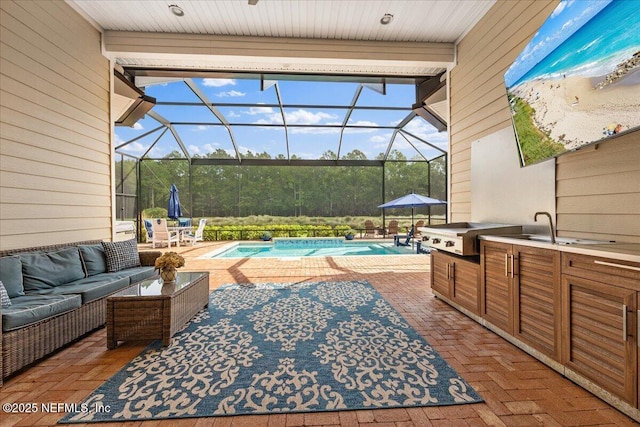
[209,241,416,258]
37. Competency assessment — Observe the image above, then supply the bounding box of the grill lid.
[419,222,522,237]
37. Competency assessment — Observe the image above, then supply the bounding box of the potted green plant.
[260,231,272,241]
[344,229,355,240]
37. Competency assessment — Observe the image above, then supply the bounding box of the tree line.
[116,149,446,219]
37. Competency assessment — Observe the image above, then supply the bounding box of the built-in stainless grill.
[418,222,522,256]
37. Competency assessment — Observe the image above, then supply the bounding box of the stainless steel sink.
[499,234,613,245]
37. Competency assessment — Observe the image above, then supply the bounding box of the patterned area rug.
[59,280,482,423]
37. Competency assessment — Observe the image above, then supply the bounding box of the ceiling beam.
[105,32,454,77]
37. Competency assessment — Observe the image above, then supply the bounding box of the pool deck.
[183,240,424,285]
[0,241,635,426]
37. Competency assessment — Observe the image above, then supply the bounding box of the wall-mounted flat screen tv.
[504,0,640,166]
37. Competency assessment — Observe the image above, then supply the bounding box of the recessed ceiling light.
[168,4,184,17]
[380,13,394,25]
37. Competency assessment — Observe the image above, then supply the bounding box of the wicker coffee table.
[106,271,209,349]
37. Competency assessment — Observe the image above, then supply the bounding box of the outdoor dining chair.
[182,218,206,246]
[150,218,180,248]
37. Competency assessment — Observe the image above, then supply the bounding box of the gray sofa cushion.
[25,266,155,303]
[79,244,107,276]
[21,247,85,291]
[102,239,140,272]
[2,294,82,332]
[74,267,156,286]
[0,255,24,297]
[118,266,157,284]
[28,275,131,303]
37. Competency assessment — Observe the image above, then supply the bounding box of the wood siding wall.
[450,0,640,242]
[0,0,111,250]
[449,0,557,221]
[556,137,640,242]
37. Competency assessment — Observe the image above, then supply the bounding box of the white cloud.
[370,135,388,143]
[343,120,379,134]
[246,107,339,129]
[247,106,275,115]
[255,117,284,125]
[202,78,236,87]
[404,117,438,136]
[189,143,221,155]
[351,120,378,127]
[116,139,146,156]
[132,122,144,130]
[402,118,449,152]
[217,90,245,98]
[289,126,339,135]
[551,0,568,18]
[285,109,336,124]
[192,125,210,131]
[251,109,339,128]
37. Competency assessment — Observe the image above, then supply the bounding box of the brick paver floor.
[0,241,637,426]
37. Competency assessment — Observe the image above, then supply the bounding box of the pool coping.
[198,240,416,259]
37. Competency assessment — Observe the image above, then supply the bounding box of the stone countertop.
[479,235,640,264]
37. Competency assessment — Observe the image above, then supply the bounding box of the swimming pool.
[207,240,416,259]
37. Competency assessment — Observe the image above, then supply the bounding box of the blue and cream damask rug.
[60,280,482,423]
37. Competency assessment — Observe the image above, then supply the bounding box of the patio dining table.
[168,226,193,242]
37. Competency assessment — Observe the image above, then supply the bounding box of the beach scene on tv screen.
[504,0,640,166]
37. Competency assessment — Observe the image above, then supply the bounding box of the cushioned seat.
[26,276,130,303]
[2,294,82,331]
[91,266,157,285]
[23,267,157,303]
[117,266,157,284]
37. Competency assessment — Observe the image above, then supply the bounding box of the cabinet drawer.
[562,253,640,289]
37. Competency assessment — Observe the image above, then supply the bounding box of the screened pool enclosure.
[114,73,448,239]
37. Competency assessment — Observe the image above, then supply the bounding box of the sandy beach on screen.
[510,68,640,150]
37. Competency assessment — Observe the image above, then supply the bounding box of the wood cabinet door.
[480,241,513,333]
[513,246,561,361]
[430,251,452,297]
[451,257,480,315]
[562,275,638,405]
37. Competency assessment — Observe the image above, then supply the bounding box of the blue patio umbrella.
[167,184,182,219]
[378,193,446,226]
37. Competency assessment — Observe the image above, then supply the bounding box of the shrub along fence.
[142,224,371,243]
[202,224,355,241]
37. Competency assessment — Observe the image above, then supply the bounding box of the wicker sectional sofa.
[0,240,161,385]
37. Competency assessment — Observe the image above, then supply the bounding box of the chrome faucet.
[534,211,556,244]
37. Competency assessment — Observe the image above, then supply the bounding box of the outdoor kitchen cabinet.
[430,250,480,315]
[561,252,639,407]
[480,240,562,361]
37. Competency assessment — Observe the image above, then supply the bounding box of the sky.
[115,77,448,161]
[504,0,612,87]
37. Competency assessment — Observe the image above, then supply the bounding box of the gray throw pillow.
[0,255,24,297]
[0,281,11,308]
[79,244,107,276]
[101,239,140,272]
